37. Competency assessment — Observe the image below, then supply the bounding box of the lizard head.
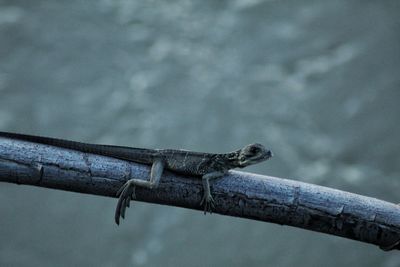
[238,143,273,167]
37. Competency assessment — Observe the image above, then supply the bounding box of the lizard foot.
[200,193,215,214]
[115,180,136,225]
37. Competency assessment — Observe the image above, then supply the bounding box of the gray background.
[0,0,399,266]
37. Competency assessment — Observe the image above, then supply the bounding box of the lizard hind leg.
[114,158,165,225]
[200,171,225,214]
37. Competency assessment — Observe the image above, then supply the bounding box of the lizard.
[0,131,273,225]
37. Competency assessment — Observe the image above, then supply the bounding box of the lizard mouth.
[239,149,273,167]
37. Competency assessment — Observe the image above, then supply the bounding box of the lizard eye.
[249,146,260,154]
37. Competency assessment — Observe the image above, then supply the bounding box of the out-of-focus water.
[0,1,399,266]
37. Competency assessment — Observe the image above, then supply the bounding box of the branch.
[0,137,399,251]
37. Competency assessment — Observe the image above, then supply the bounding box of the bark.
[0,137,399,251]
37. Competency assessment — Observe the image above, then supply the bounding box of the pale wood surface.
[0,137,399,250]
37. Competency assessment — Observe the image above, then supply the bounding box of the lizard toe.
[114,182,135,225]
[200,194,206,206]
[121,198,127,219]
[207,195,215,214]
[115,196,124,225]
[116,182,126,197]
[201,195,215,214]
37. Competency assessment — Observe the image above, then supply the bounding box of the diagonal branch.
[0,137,399,250]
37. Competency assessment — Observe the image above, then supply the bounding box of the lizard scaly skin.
[0,131,273,224]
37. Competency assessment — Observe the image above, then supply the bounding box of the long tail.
[0,131,154,163]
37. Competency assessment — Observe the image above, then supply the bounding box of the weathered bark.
[0,137,399,250]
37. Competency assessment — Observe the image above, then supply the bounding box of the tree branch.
[0,137,399,251]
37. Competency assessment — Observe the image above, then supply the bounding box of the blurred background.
[0,0,399,266]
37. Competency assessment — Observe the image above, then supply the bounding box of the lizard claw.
[200,193,215,214]
[115,180,136,225]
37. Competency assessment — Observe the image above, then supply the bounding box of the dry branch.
[0,137,399,250]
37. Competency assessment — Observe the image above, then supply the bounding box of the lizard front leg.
[115,158,165,225]
[200,171,226,214]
